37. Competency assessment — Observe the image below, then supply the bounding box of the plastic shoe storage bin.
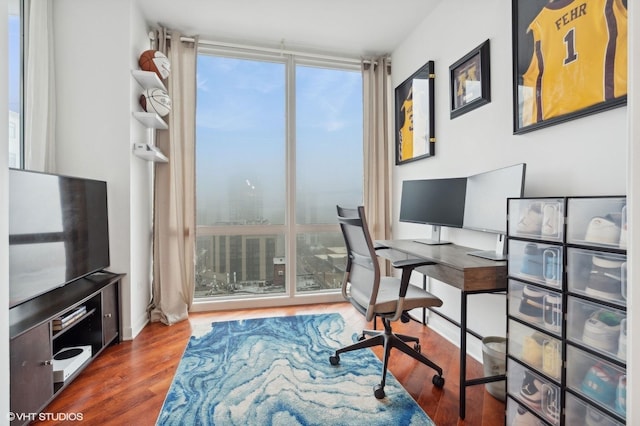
[566,345,626,415]
[567,248,627,306]
[508,239,563,289]
[509,198,565,242]
[566,296,626,361]
[508,320,562,379]
[506,397,548,426]
[567,197,627,249]
[507,359,561,424]
[508,280,563,336]
[565,392,624,426]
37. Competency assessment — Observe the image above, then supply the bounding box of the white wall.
[626,2,637,425]
[128,2,155,341]
[1,0,11,422]
[53,0,153,340]
[391,0,628,362]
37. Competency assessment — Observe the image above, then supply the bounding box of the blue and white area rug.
[157,313,434,425]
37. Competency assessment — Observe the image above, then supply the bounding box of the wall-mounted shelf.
[132,111,168,129]
[133,142,168,162]
[131,69,166,90]
[131,68,169,162]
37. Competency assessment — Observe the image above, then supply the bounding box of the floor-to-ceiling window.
[194,47,363,302]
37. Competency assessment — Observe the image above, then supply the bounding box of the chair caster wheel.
[329,355,340,366]
[432,374,445,388]
[414,343,421,353]
[358,333,366,341]
[373,384,385,399]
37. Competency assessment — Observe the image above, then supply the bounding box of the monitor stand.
[413,226,452,245]
[468,234,507,261]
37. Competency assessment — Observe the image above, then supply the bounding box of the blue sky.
[195,55,363,224]
[8,15,20,113]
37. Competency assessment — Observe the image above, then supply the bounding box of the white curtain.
[362,57,393,246]
[24,0,56,172]
[149,30,198,325]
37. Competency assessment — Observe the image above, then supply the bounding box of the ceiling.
[135,0,442,57]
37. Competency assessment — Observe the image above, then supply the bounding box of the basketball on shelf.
[139,49,171,80]
[139,88,171,117]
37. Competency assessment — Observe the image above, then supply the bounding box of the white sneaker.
[584,215,621,245]
[517,202,543,235]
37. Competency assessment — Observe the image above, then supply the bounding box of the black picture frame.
[395,61,435,165]
[512,0,628,134]
[450,39,491,119]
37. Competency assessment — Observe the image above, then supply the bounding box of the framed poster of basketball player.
[512,0,627,134]
[450,40,491,119]
[395,61,435,165]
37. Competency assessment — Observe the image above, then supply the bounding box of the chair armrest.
[391,258,436,270]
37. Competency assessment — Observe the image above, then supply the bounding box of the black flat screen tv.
[399,177,467,244]
[9,169,110,308]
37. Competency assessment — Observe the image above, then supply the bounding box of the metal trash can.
[482,336,507,401]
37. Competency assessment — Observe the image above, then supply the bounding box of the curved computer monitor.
[463,163,526,259]
[399,177,467,244]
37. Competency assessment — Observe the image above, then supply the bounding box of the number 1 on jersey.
[563,28,577,65]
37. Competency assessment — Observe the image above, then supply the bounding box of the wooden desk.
[376,239,507,419]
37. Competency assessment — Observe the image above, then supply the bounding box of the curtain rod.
[152,32,387,66]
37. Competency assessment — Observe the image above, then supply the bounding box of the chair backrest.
[337,205,380,321]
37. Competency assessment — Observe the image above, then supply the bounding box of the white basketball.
[139,88,171,117]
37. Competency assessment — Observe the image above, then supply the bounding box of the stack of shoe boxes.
[505,197,627,426]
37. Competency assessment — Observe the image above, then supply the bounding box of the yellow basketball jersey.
[400,98,413,161]
[522,0,627,125]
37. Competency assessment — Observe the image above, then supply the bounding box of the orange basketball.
[139,50,170,80]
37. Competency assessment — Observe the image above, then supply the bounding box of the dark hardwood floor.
[35,303,505,425]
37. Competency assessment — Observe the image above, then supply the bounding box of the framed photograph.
[512,0,627,134]
[395,60,435,165]
[450,39,491,119]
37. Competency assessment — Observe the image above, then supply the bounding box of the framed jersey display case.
[450,39,491,119]
[512,0,628,134]
[395,60,435,165]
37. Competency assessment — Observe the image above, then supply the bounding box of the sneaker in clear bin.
[584,214,621,245]
[520,243,543,280]
[581,363,619,406]
[522,332,546,369]
[582,310,622,353]
[517,202,543,235]
[520,370,543,408]
[618,318,626,361]
[585,255,624,300]
[513,405,543,426]
[585,405,607,426]
[518,285,545,322]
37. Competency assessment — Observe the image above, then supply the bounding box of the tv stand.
[9,271,123,425]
